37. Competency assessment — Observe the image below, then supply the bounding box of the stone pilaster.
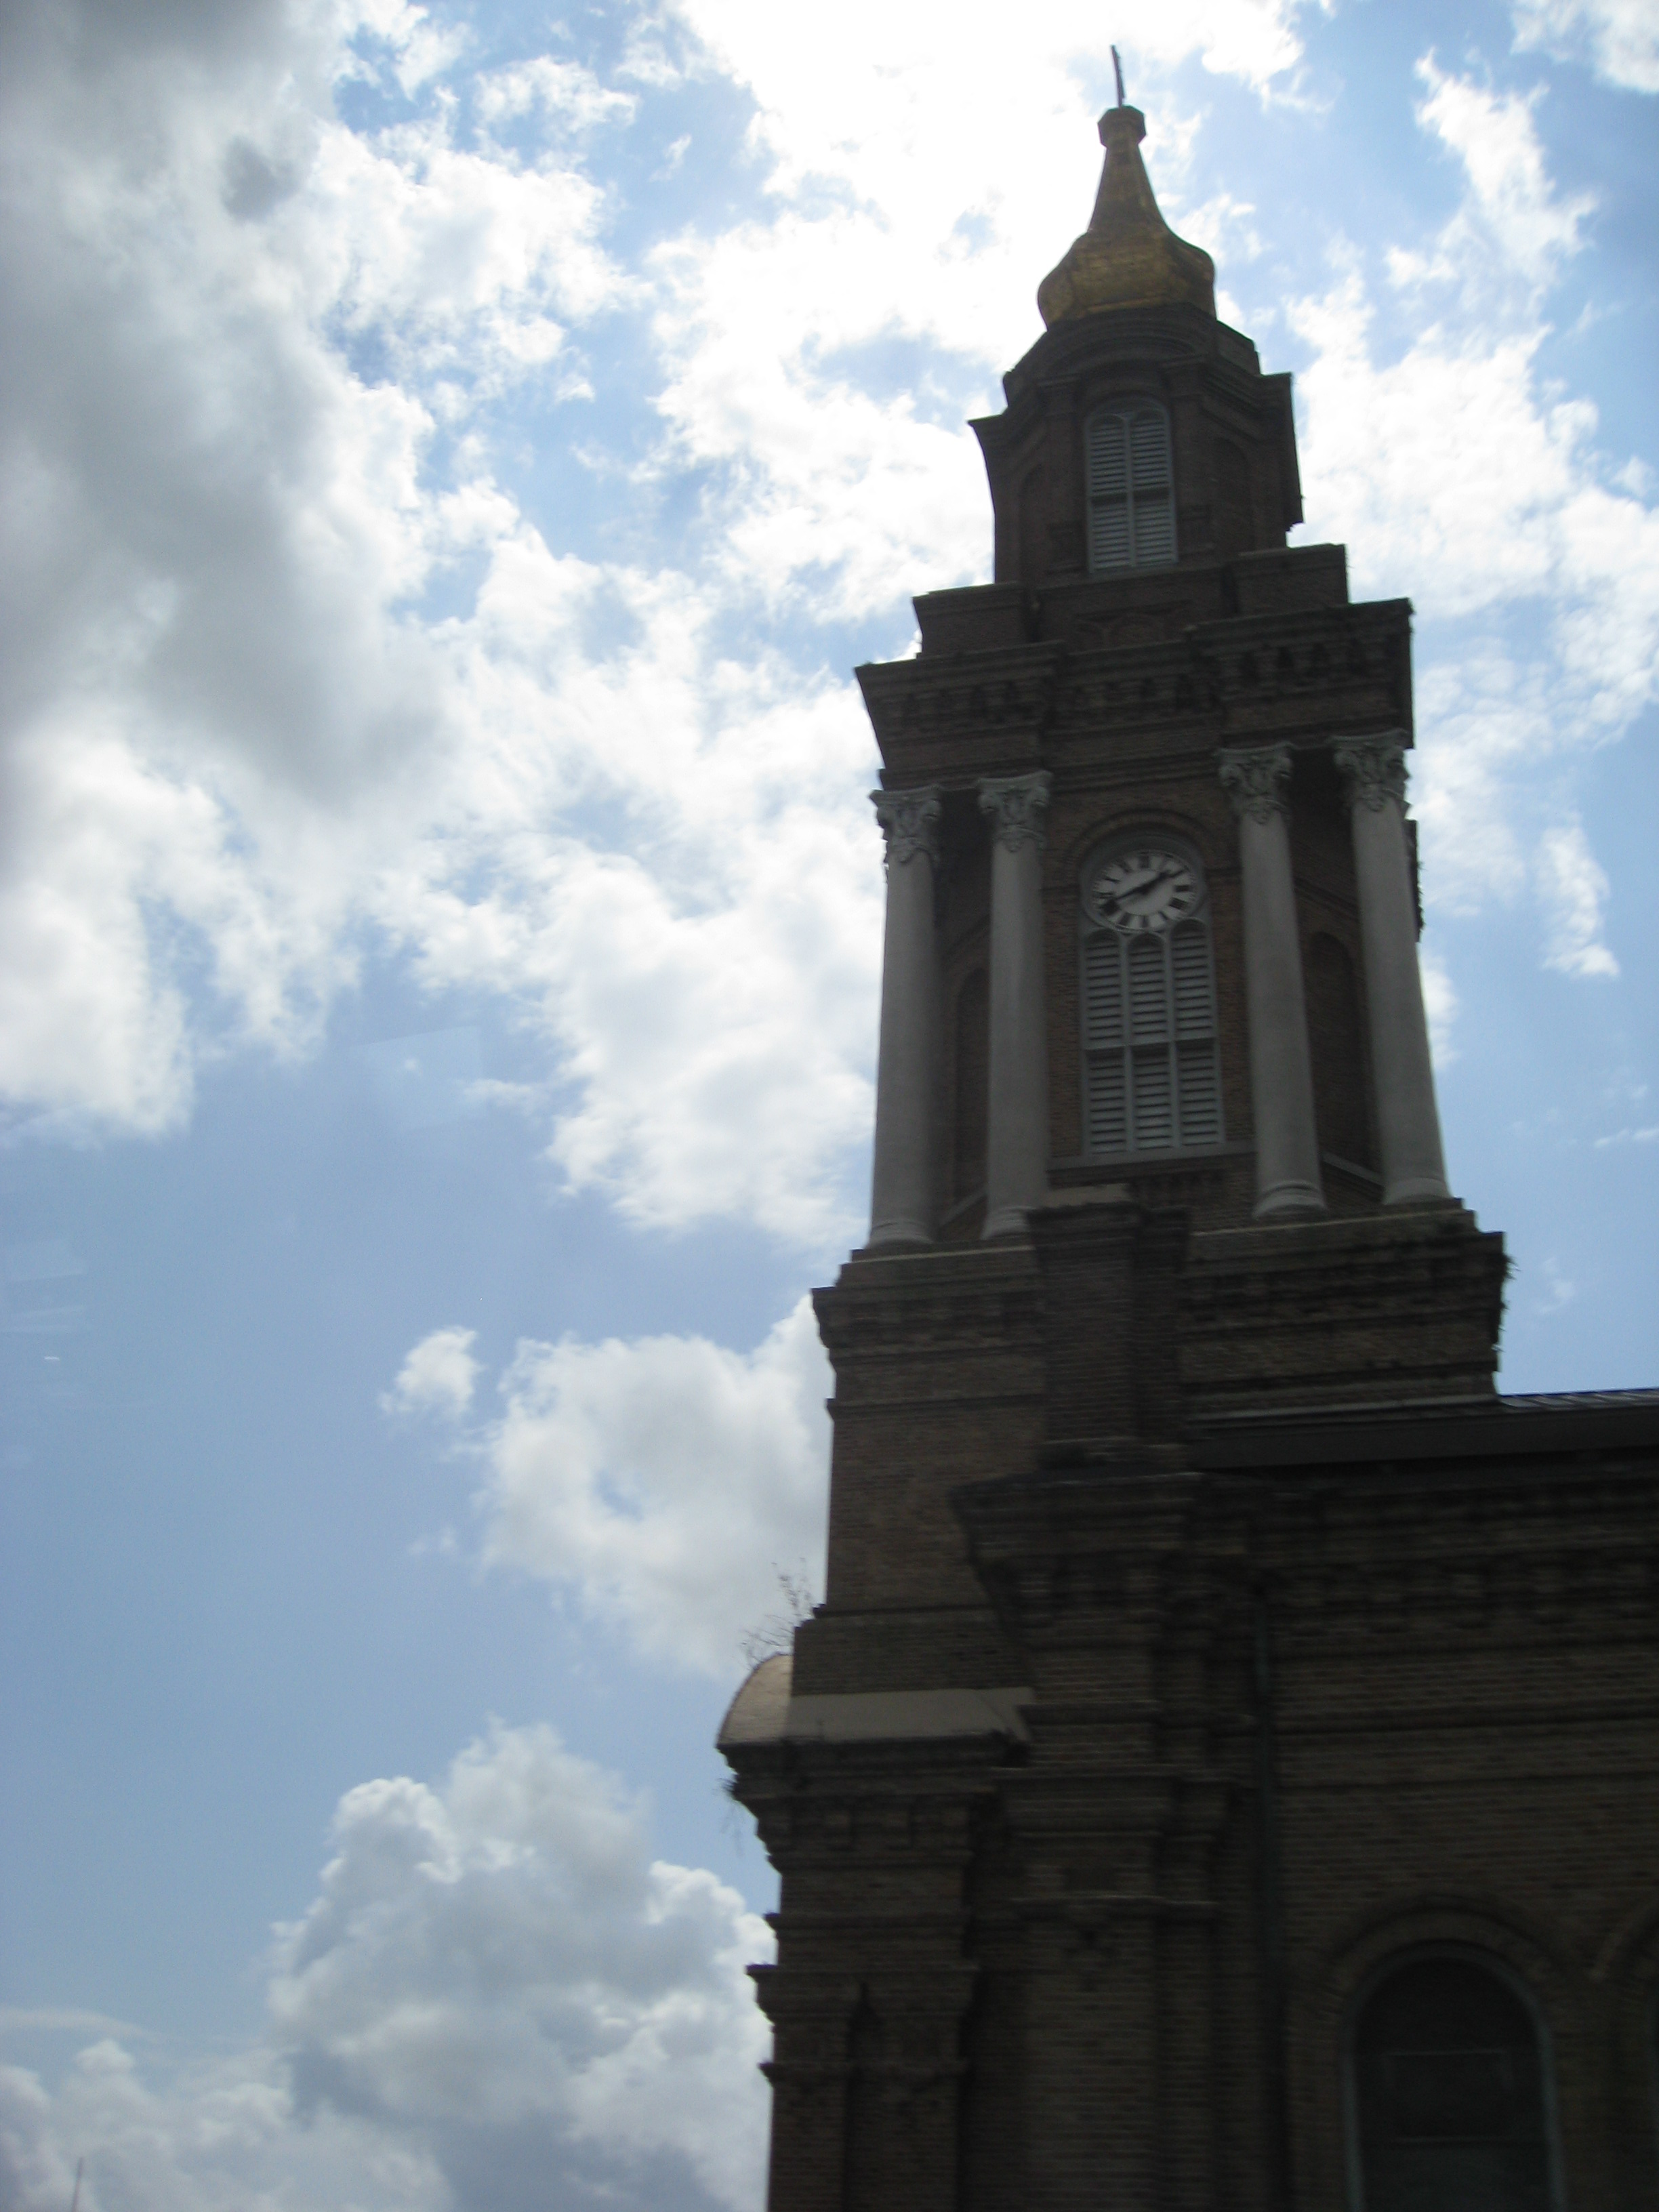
[977,772,1052,1240]
[954,1467,1245,2212]
[1218,745,1326,1220]
[868,786,944,1247]
[1332,735,1452,1206]
[750,1966,858,2212]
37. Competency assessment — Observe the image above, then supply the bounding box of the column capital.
[1217,743,1294,825]
[872,785,943,867]
[1332,733,1409,815]
[977,771,1052,853]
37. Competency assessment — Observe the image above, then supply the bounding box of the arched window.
[1081,840,1221,1155]
[1349,1954,1560,2212]
[1086,403,1176,571]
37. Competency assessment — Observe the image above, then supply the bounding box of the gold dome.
[1037,104,1215,327]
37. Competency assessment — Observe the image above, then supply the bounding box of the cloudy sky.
[1,0,1655,2205]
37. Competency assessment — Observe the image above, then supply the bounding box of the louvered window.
[1086,403,1176,573]
[1082,860,1221,1154]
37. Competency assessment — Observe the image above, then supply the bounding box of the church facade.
[719,100,1659,2212]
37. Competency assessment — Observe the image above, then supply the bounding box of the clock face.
[1090,848,1200,935]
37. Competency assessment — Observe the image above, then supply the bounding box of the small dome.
[1038,106,1216,327]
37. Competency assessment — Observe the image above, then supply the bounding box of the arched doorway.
[1349,1952,1559,2211]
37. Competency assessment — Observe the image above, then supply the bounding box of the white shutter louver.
[1087,412,1130,571]
[1090,499,1132,571]
[1133,490,1175,567]
[1084,936,1127,1151]
[1170,921,1221,1144]
[1082,881,1221,1159]
[1176,1042,1222,1145]
[1084,936,1124,1049]
[1088,415,1128,497]
[1127,937,1172,1147]
[1129,409,1175,565]
[1086,404,1176,573]
[1132,1049,1174,1149]
[1170,924,1214,1036]
[1128,407,1170,487]
[1128,936,1169,1044]
[1088,1057,1127,1153]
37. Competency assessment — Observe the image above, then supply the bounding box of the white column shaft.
[1220,746,1326,1220]
[867,787,943,1247]
[979,773,1052,1240]
[1335,737,1451,1205]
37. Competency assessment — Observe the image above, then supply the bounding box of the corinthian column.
[977,772,1052,1240]
[867,785,944,1248]
[1218,745,1326,1220]
[1333,735,1452,1206]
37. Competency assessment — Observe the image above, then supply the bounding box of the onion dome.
[1037,104,1216,328]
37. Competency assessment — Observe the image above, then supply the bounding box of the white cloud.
[1530,1253,1580,1313]
[1,1,1649,1223]
[1419,945,1460,1067]
[475,1296,831,1676]
[0,2008,140,2038]
[1396,57,1595,295]
[1536,818,1618,976]
[1292,277,1598,617]
[0,1724,771,2212]
[1408,653,1535,913]
[1286,57,1658,966]
[1292,272,1656,919]
[0,0,571,1130]
[383,1325,481,1418]
[1511,0,1659,92]
[0,0,886,1238]
[380,548,885,1242]
[271,1723,771,2209]
[472,56,638,137]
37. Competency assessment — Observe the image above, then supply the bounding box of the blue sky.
[1,1,1655,2205]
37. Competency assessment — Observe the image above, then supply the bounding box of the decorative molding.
[855,604,1413,752]
[1217,742,1294,824]
[1333,733,1409,815]
[977,771,1052,853]
[871,784,943,867]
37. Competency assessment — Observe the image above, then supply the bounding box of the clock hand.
[1119,863,1184,905]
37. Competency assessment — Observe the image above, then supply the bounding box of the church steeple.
[718,100,1656,2212]
[967,100,1301,593]
[1036,101,1216,327]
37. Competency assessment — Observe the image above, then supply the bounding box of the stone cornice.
[814,1243,1046,1374]
[1189,1391,1659,1469]
[858,599,1414,777]
[856,644,1059,771]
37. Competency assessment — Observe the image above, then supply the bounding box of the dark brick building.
[719,97,1659,2212]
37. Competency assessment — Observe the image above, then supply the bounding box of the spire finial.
[1111,45,1126,107]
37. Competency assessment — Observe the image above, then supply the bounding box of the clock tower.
[720,96,1659,2212]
